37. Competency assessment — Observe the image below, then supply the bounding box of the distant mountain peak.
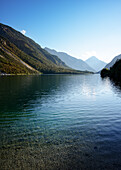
[85,56,106,72]
[88,56,97,60]
[86,56,103,61]
[45,47,95,72]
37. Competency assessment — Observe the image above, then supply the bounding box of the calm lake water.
[0,74,121,170]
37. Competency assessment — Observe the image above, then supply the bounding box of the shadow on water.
[101,75,121,97]
[0,75,68,114]
[111,80,121,90]
[0,74,99,115]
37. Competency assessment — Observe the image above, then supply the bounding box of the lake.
[0,74,121,170]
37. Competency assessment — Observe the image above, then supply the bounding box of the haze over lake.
[0,74,121,169]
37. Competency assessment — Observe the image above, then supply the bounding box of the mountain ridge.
[85,56,106,72]
[105,54,121,69]
[0,23,92,75]
[45,47,95,72]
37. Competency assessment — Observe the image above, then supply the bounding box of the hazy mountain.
[85,56,106,72]
[45,47,95,72]
[105,54,121,69]
[0,23,90,74]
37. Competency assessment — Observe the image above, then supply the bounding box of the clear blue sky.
[1,0,121,62]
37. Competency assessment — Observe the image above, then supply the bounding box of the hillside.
[110,59,121,82]
[105,54,121,69]
[101,59,121,82]
[0,23,90,75]
[45,47,95,72]
[85,56,106,72]
[0,36,40,74]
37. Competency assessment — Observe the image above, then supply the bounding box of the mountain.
[101,59,121,82]
[105,54,121,69]
[45,47,95,72]
[0,36,38,74]
[0,23,90,75]
[85,56,106,72]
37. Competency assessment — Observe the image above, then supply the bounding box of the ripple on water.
[0,74,121,169]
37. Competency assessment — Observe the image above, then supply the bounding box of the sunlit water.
[0,74,121,169]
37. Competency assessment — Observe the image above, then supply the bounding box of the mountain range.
[0,23,119,75]
[85,56,107,72]
[45,47,95,72]
[0,23,91,75]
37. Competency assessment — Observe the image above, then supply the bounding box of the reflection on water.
[0,74,121,169]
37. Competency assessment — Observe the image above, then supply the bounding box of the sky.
[1,0,121,63]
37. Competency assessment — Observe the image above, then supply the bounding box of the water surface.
[0,74,121,169]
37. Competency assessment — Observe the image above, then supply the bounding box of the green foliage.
[0,48,36,74]
[110,59,121,81]
[0,23,93,75]
[101,59,121,82]
[100,68,110,78]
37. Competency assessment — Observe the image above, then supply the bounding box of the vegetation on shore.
[101,59,121,82]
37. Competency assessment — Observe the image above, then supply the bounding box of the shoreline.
[0,72,94,76]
